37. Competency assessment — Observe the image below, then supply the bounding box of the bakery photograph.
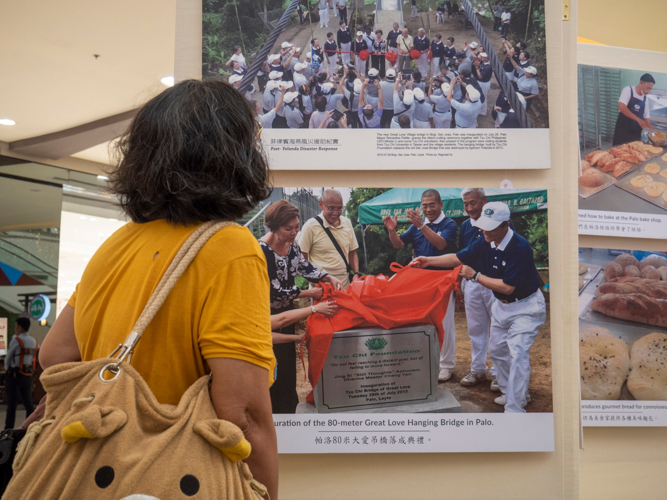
[578,248,667,402]
[578,65,667,214]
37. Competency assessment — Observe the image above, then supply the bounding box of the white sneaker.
[494,394,531,406]
[438,368,452,381]
[490,377,500,392]
[460,371,486,387]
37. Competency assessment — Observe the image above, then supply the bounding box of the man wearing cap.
[428,79,452,128]
[358,79,383,128]
[337,21,353,67]
[255,84,287,129]
[465,41,479,61]
[304,53,318,80]
[447,76,482,128]
[363,27,375,63]
[383,189,459,382]
[612,73,656,145]
[512,64,539,111]
[386,23,401,55]
[324,32,338,79]
[336,0,348,24]
[380,69,397,127]
[430,34,445,79]
[321,80,345,112]
[273,81,293,128]
[499,93,526,128]
[365,68,381,109]
[413,29,430,78]
[263,77,280,114]
[351,31,369,76]
[396,28,414,72]
[283,92,305,128]
[228,74,255,101]
[473,52,493,116]
[391,73,415,128]
[318,0,330,28]
[412,88,434,128]
[293,62,309,89]
[413,201,546,413]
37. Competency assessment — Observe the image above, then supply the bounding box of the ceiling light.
[161,76,174,87]
[0,119,16,126]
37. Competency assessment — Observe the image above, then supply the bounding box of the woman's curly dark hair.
[109,79,271,225]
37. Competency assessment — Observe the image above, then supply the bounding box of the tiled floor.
[0,406,27,429]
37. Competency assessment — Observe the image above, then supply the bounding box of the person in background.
[257,55,271,92]
[283,92,305,128]
[499,93,527,128]
[411,0,418,17]
[260,200,342,416]
[40,79,279,497]
[297,0,304,24]
[299,189,361,290]
[412,202,546,414]
[501,6,511,36]
[493,0,504,31]
[293,62,309,89]
[414,28,430,78]
[358,78,384,128]
[4,317,37,430]
[364,67,381,109]
[226,45,247,72]
[391,73,415,128]
[310,95,331,128]
[371,30,387,78]
[612,73,655,145]
[336,0,348,24]
[271,301,339,344]
[396,28,414,72]
[412,71,426,92]
[448,77,482,128]
[511,64,539,111]
[386,22,401,55]
[428,79,452,128]
[380,68,397,127]
[492,89,511,127]
[412,88,434,128]
[363,27,376,64]
[351,31,369,76]
[436,3,445,23]
[383,189,458,382]
[430,34,446,79]
[443,37,456,67]
[473,52,493,116]
[397,114,412,128]
[318,0,330,28]
[323,33,338,80]
[337,21,353,67]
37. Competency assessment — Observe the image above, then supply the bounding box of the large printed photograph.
[246,186,552,418]
[578,248,667,426]
[204,0,548,131]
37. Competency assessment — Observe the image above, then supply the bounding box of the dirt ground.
[254,6,548,128]
[294,295,553,413]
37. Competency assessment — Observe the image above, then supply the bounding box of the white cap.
[268,54,280,63]
[403,89,414,105]
[440,82,450,93]
[281,41,293,49]
[525,66,537,75]
[471,202,511,231]
[321,82,334,93]
[295,62,307,71]
[295,47,302,52]
[266,80,279,91]
[386,69,396,78]
[305,52,312,59]
[269,71,282,80]
[466,84,481,102]
[479,52,488,58]
[357,31,364,36]
[280,81,294,90]
[413,88,425,101]
[368,68,379,77]
[353,78,362,93]
[283,91,299,104]
[469,41,479,49]
[229,74,243,84]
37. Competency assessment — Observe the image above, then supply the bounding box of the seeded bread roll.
[580,327,630,400]
[627,332,667,400]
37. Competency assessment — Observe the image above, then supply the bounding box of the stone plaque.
[313,324,438,413]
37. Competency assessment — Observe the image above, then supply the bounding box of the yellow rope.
[13,418,56,471]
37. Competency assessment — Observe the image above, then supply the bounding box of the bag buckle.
[99,331,140,383]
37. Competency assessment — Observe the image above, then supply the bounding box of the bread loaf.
[597,282,667,299]
[591,293,667,327]
[627,332,667,400]
[614,254,639,269]
[579,169,604,188]
[604,262,623,280]
[639,254,667,270]
[580,327,630,400]
[641,265,661,280]
[623,265,641,277]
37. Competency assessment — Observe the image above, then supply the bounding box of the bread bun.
[644,181,667,198]
[641,265,661,280]
[604,262,623,280]
[579,169,604,188]
[579,263,588,275]
[580,327,630,400]
[627,332,667,400]
[640,254,667,270]
[631,174,653,188]
[614,254,639,269]
[623,265,641,278]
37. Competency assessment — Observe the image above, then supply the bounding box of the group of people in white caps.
[228,12,539,129]
[384,188,546,413]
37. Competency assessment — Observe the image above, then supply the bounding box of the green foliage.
[512,211,548,266]
[504,0,546,78]
[295,276,310,290]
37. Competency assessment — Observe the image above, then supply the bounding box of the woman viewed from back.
[39,80,278,498]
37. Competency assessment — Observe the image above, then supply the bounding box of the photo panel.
[579,248,667,427]
[265,186,553,452]
[203,0,552,169]
[577,45,667,239]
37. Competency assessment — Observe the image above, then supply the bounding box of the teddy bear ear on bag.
[61,405,128,443]
[193,420,252,462]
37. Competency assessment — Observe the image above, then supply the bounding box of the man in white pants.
[351,31,368,76]
[413,29,430,77]
[383,189,458,381]
[473,52,492,116]
[337,21,352,67]
[318,0,330,27]
[412,202,546,413]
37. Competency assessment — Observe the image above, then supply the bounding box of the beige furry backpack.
[4,222,266,500]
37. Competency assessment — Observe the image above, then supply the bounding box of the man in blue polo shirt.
[383,189,458,382]
[412,201,546,413]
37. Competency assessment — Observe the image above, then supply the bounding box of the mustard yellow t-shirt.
[68,220,275,406]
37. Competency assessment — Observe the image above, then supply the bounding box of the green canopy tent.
[356,188,548,274]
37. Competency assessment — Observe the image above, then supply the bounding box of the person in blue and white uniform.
[612,73,655,145]
[473,52,493,116]
[412,201,546,413]
[447,77,482,128]
[383,190,459,382]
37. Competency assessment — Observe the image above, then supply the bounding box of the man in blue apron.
[612,73,655,145]
[412,202,546,413]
